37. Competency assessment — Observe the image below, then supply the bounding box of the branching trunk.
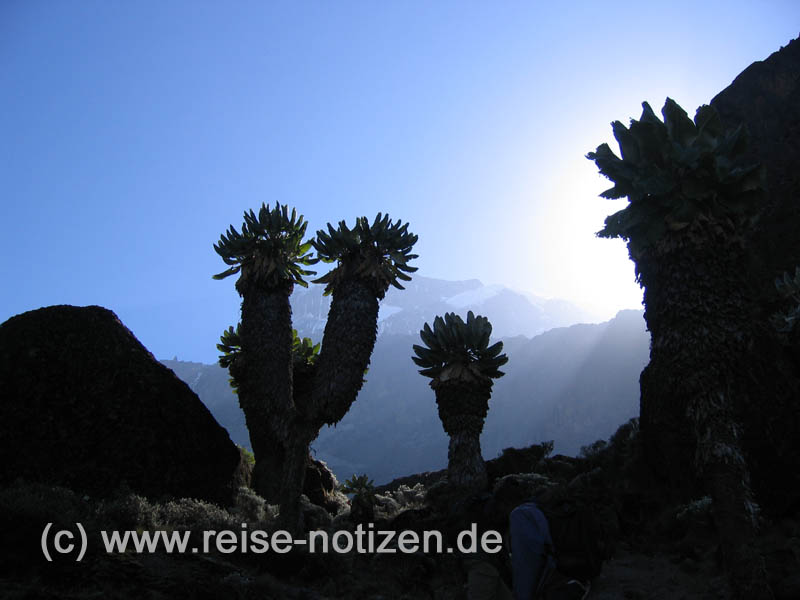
[277,277,380,529]
[236,277,386,530]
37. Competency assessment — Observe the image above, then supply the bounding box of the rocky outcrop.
[711,36,800,283]
[0,305,242,504]
[303,456,345,515]
[709,36,800,515]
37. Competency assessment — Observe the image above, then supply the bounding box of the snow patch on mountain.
[288,275,596,340]
[378,304,403,322]
[445,284,504,308]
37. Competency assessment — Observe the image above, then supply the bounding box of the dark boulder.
[303,455,342,514]
[0,305,242,505]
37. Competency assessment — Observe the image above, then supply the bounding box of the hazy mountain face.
[290,275,595,339]
[163,277,649,485]
[311,309,648,483]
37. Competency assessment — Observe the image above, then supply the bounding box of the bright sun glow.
[521,154,644,321]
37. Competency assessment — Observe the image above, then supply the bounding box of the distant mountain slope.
[163,309,649,485]
[482,309,649,457]
[161,359,250,454]
[290,275,594,339]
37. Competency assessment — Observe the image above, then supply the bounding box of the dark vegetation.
[582,36,800,598]
[588,98,774,597]
[212,205,417,528]
[164,307,648,484]
[412,311,508,491]
[1,36,799,600]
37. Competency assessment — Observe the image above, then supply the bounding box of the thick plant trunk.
[250,435,285,503]
[311,278,379,425]
[277,277,380,529]
[233,276,383,528]
[233,274,389,530]
[638,360,697,496]
[238,288,294,503]
[433,378,490,492]
[639,242,772,599]
[690,390,771,600]
[447,426,488,490]
[276,424,315,532]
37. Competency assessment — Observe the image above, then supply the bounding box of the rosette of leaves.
[412,311,507,432]
[217,324,243,391]
[312,213,418,298]
[292,330,320,404]
[587,98,766,264]
[413,312,506,490]
[341,473,376,524]
[217,325,321,391]
[412,311,507,384]
[589,100,774,598]
[341,473,375,498]
[292,330,320,368]
[771,266,800,333]
[213,202,318,294]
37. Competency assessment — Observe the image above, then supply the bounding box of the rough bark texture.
[272,278,379,526]
[276,425,315,530]
[258,277,381,528]
[638,233,772,599]
[433,377,491,492]
[697,394,772,600]
[447,427,488,491]
[238,287,294,503]
[311,278,380,426]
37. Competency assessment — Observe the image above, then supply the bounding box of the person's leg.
[509,503,550,599]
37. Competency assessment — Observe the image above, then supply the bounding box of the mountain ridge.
[289,274,596,339]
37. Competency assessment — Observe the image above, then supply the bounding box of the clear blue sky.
[2,1,798,362]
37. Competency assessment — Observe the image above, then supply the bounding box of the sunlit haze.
[2,1,798,361]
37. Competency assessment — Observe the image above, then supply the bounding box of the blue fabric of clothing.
[509,501,556,600]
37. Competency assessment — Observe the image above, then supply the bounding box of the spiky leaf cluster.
[291,329,320,369]
[412,311,507,381]
[218,325,319,368]
[774,266,800,302]
[213,203,317,293]
[217,324,242,391]
[587,98,766,260]
[312,213,418,297]
[217,324,242,370]
[217,324,320,388]
[341,473,375,500]
[771,266,800,333]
